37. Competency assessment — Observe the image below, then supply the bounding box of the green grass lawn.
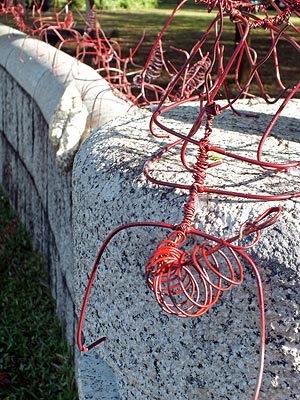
[94,4,300,99]
[0,187,78,399]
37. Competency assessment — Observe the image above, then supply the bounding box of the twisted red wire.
[73,1,300,399]
[2,0,297,396]
[77,208,280,399]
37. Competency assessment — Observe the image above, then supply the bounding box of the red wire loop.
[145,206,281,319]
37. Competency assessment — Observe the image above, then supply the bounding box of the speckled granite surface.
[77,352,122,400]
[73,98,300,400]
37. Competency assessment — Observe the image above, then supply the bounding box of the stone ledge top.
[0,23,135,170]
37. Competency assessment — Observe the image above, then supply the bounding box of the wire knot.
[205,102,221,117]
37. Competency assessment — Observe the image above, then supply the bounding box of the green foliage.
[54,0,86,10]
[70,0,86,9]
[54,0,157,12]
[0,188,78,399]
[95,0,157,10]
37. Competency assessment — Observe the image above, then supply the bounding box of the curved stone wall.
[0,23,133,398]
[0,23,133,171]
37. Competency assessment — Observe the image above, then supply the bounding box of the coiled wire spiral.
[85,6,97,33]
[144,43,164,82]
[133,41,164,88]
[146,230,244,317]
[176,53,212,99]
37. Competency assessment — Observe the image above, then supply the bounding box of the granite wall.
[0,23,133,398]
[1,22,300,400]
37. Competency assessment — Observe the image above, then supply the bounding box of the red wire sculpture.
[2,0,299,398]
[76,0,300,398]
